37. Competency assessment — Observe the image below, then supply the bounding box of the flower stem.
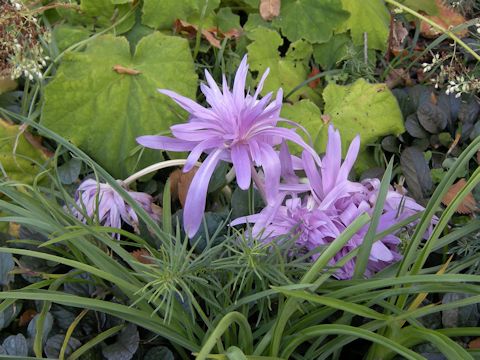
[122,159,191,186]
[250,165,267,203]
[384,0,480,62]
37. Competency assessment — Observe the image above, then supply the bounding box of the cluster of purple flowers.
[71,56,428,279]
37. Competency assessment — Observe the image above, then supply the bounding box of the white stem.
[225,167,236,184]
[122,159,194,186]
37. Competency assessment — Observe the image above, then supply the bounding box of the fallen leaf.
[307,66,321,89]
[131,249,154,265]
[386,68,412,89]
[19,309,37,327]
[390,20,408,56]
[442,178,477,214]
[420,0,468,38]
[174,18,242,49]
[112,65,141,75]
[260,0,281,21]
[469,338,480,349]
[169,167,198,207]
[8,222,20,237]
[23,129,55,158]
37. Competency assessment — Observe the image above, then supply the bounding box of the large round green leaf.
[41,32,197,179]
[273,0,349,44]
[319,79,405,171]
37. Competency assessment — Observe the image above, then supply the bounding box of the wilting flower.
[70,179,159,238]
[137,55,320,237]
[235,125,428,279]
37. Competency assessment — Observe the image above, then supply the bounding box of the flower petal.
[136,136,196,151]
[183,149,223,237]
[259,143,281,204]
[231,144,252,189]
[338,135,360,182]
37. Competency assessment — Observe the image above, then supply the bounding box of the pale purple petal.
[183,149,223,237]
[231,144,252,189]
[136,136,196,151]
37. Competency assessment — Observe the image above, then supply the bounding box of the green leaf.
[313,33,351,69]
[80,0,135,34]
[52,25,92,53]
[247,28,314,101]
[280,100,325,154]
[400,0,439,14]
[273,0,349,43]
[337,0,390,51]
[2,334,28,356]
[226,346,248,360]
[0,253,14,286]
[41,33,197,179]
[142,0,220,29]
[216,7,241,33]
[320,79,405,172]
[0,120,50,184]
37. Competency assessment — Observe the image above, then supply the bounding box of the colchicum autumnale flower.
[137,55,320,237]
[70,179,159,238]
[235,126,428,279]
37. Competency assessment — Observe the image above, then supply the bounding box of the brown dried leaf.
[131,249,154,265]
[19,309,37,327]
[470,338,480,349]
[169,167,198,207]
[23,128,54,158]
[420,0,468,38]
[307,66,321,89]
[391,20,408,56]
[174,19,221,48]
[442,178,477,214]
[260,0,281,21]
[112,65,141,75]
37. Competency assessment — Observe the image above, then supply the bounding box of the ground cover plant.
[1,0,480,359]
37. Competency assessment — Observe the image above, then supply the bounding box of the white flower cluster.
[421,54,441,73]
[445,75,480,98]
[9,0,23,11]
[1,0,50,81]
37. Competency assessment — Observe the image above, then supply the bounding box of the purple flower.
[137,55,320,237]
[234,125,428,279]
[70,179,159,238]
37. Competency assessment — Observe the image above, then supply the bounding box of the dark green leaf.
[27,313,54,344]
[405,114,429,138]
[442,293,480,328]
[45,334,82,358]
[0,304,20,331]
[102,323,139,360]
[231,188,264,219]
[63,271,96,297]
[381,136,400,153]
[400,146,433,203]
[417,101,448,134]
[0,253,14,286]
[2,334,28,356]
[144,346,174,360]
[189,212,228,252]
[208,161,228,194]
[57,158,82,185]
